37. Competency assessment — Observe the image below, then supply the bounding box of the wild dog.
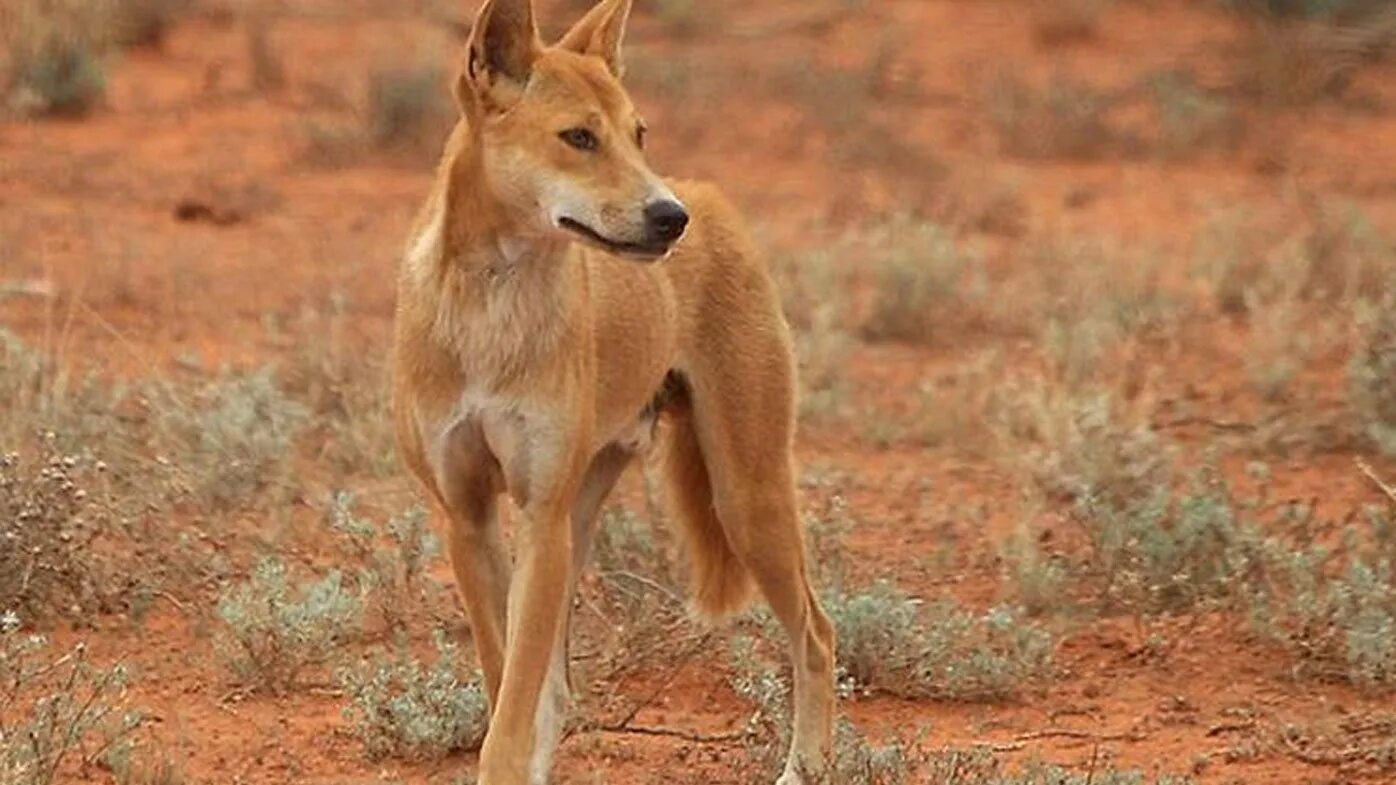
[391,1,836,783]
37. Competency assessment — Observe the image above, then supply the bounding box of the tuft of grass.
[337,631,489,761]
[861,218,984,345]
[984,71,1117,160]
[1,615,144,785]
[328,493,441,633]
[1350,296,1396,456]
[823,581,1054,702]
[215,557,364,694]
[3,0,110,117]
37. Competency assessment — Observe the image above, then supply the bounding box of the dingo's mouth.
[559,217,672,260]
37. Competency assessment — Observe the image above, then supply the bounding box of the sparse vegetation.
[861,218,984,345]
[921,750,1195,785]
[729,635,923,785]
[1148,70,1245,158]
[773,245,856,423]
[985,72,1116,160]
[154,369,307,512]
[328,492,441,633]
[215,557,364,694]
[1,615,143,785]
[3,0,1396,781]
[337,631,488,761]
[1350,295,1396,456]
[823,581,1054,701]
[1246,505,1396,687]
[0,438,120,618]
[4,0,110,117]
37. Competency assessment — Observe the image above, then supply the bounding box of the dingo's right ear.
[456,0,540,113]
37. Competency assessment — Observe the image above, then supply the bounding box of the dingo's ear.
[458,0,540,112]
[557,0,633,78]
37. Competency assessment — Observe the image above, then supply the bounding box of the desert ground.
[3,1,1396,783]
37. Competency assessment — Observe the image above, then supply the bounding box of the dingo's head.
[451,0,687,261]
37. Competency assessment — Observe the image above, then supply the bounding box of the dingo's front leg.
[476,414,589,785]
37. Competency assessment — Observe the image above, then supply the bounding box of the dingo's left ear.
[557,0,633,77]
[458,0,541,112]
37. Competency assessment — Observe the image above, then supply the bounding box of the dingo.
[391,1,835,782]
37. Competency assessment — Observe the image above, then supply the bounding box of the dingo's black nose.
[644,200,689,243]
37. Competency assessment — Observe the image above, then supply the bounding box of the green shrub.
[1247,507,1396,687]
[337,632,488,761]
[215,558,363,694]
[824,581,1054,701]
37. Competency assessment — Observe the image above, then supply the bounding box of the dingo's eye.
[559,128,599,152]
[635,123,647,150]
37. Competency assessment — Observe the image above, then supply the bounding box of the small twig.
[600,570,686,608]
[969,728,1145,748]
[1015,728,1143,743]
[0,280,55,300]
[1356,457,1396,506]
[155,590,187,614]
[592,723,745,744]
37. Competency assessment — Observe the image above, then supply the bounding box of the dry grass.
[861,218,985,345]
[773,246,857,423]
